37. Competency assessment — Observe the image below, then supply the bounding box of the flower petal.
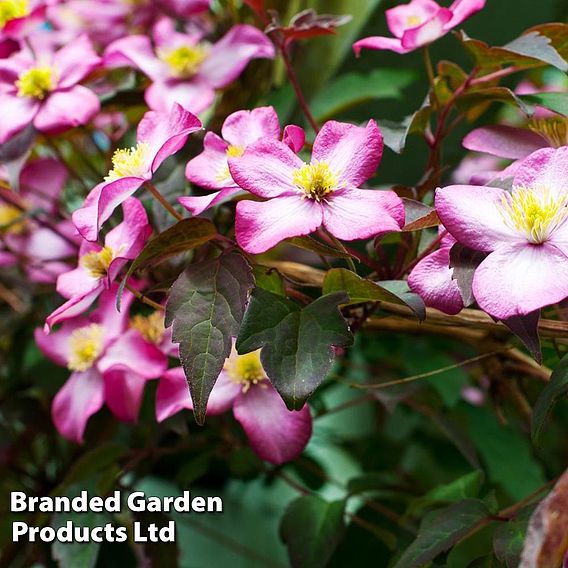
[282,125,305,153]
[233,383,312,465]
[34,318,84,366]
[221,106,280,147]
[401,8,452,50]
[229,139,303,198]
[353,36,411,55]
[322,188,404,241]
[145,79,216,114]
[512,146,568,196]
[312,120,383,187]
[236,196,323,254]
[473,243,568,319]
[408,247,464,315]
[435,185,522,252]
[0,94,38,144]
[46,286,104,330]
[185,131,232,190]
[104,35,168,81]
[53,34,101,89]
[198,24,275,88]
[386,0,441,38]
[104,369,149,422]
[463,125,548,160]
[178,187,243,216]
[33,86,100,134]
[52,369,105,443]
[446,0,486,29]
[20,158,68,212]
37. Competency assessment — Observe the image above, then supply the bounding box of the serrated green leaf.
[532,354,568,444]
[392,500,490,568]
[280,495,346,568]
[236,289,353,409]
[311,68,416,121]
[166,252,254,424]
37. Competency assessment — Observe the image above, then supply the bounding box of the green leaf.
[280,495,346,568]
[253,265,286,296]
[236,289,353,409]
[166,252,254,424]
[381,105,432,154]
[287,235,352,259]
[493,511,531,568]
[118,218,217,309]
[457,87,535,116]
[311,68,416,121]
[408,471,485,517]
[322,269,425,320]
[402,199,440,232]
[392,500,490,568]
[532,354,568,444]
[519,92,568,117]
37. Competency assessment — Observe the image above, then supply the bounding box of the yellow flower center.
[81,246,114,279]
[105,142,150,181]
[0,203,27,234]
[406,14,422,27]
[157,44,209,78]
[224,349,266,393]
[130,311,165,344]
[16,66,54,100]
[292,161,338,202]
[0,0,28,28]
[499,186,568,244]
[528,118,568,149]
[67,324,105,371]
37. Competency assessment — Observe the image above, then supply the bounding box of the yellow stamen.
[16,66,54,100]
[528,118,568,149]
[81,246,114,279]
[499,186,568,244]
[0,203,27,234]
[406,14,422,27]
[130,311,165,344]
[224,349,266,393]
[157,44,209,78]
[292,161,338,202]
[67,324,104,371]
[105,142,150,181]
[0,0,28,28]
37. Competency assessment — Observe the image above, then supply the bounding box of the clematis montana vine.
[408,227,464,315]
[35,286,168,443]
[104,18,275,113]
[72,103,202,242]
[156,347,312,465]
[46,198,151,329]
[0,34,101,143]
[0,157,78,284]
[228,119,405,254]
[436,146,568,320]
[353,0,485,55]
[180,106,305,215]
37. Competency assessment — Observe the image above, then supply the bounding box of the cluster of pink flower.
[1,0,566,465]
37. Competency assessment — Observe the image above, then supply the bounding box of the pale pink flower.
[0,34,101,144]
[46,198,151,329]
[104,18,275,113]
[228,119,405,254]
[180,106,304,215]
[35,286,168,443]
[353,0,485,55]
[72,103,202,242]
[156,346,312,465]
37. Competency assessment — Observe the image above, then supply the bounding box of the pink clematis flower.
[104,18,275,113]
[0,34,101,144]
[0,0,47,40]
[35,286,168,443]
[408,227,464,315]
[72,103,202,242]
[228,119,405,254]
[156,346,312,465]
[46,198,151,329]
[180,106,305,216]
[436,146,568,320]
[0,157,79,283]
[353,0,485,55]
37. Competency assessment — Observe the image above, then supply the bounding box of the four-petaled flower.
[353,0,485,55]
[228,119,405,254]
